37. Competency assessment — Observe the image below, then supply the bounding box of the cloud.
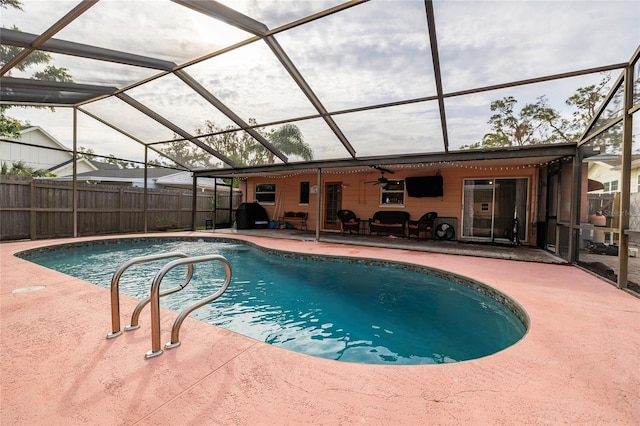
[3,0,638,165]
[273,1,437,110]
[435,0,639,93]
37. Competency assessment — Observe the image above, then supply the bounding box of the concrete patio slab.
[1,232,638,425]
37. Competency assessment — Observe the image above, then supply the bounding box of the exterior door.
[546,173,559,252]
[462,178,528,242]
[493,179,527,243]
[324,182,342,230]
[462,179,494,239]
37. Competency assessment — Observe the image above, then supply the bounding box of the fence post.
[30,179,37,240]
[119,187,124,233]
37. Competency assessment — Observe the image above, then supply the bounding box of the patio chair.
[408,211,438,240]
[337,209,361,234]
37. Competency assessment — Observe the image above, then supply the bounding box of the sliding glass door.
[462,178,528,243]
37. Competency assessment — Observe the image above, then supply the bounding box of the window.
[255,183,276,204]
[381,180,404,206]
[300,181,310,204]
[604,180,619,193]
[637,175,640,192]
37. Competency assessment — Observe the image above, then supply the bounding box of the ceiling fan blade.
[372,165,394,174]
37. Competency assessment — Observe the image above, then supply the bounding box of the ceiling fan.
[364,166,394,186]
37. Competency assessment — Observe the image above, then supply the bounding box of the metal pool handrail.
[125,266,196,332]
[146,254,232,359]
[107,252,193,339]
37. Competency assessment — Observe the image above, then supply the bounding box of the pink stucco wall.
[244,165,539,244]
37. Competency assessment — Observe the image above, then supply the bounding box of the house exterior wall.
[53,159,98,176]
[0,128,71,171]
[632,168,640,193]
[587,161,640,194]
[245,165,539,245]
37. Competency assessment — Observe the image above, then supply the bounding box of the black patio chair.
[337,209,361,234]
[408,211,438,240]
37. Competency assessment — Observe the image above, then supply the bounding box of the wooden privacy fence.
[0,176,240,241]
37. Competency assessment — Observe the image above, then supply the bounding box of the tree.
[0,1,73,138]
[1,160,56,177]
[158,120,313,168]
[267,123,313,163]
[565,74,611,138]
[77,146,96,161]
[103,155,138,169]
[0,110,21,138]
[158,138,220,169]
[0,0,23,10]
[462,74,612,150]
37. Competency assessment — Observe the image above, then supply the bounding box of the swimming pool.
[19,237,528,365]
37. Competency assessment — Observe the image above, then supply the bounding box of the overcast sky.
[3,0,639,168]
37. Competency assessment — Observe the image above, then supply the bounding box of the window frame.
[380,179,405,206]
[604,180,619,193]
[255,183,276,204]
[299,181,310,205]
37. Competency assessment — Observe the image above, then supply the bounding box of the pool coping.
[1,231,639,425]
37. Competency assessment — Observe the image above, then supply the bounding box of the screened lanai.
[1,0,639,288]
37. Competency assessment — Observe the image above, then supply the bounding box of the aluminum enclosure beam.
[171,0,356,160]
[0,28,176,71]
[0,1,98,76]
[171,0,269,36]
[194,143,577,177]
[424,0,450,153]
[117,93,237,168]
[174,70,288,164]
[264,36,357,159]
[1,77,107,105]
[77,107,191,171]
[1,76,117,94]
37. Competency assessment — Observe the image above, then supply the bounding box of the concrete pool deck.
[1,232,638,425]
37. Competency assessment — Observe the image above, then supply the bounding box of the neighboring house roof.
[1,126,105,176]
[48,158,100,175]
[65,167,219,190]
[588,154,640,170]
[18,126,68,151]
[3,127,219,188]
[76,168,177,179]
[90,161,121,170]
[587,154,640,193]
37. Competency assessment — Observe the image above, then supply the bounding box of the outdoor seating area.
[337,209,361,234]
[280,211,308,230]
[368,211,411,237]
[408,211,438,240]
[336,210,442,240]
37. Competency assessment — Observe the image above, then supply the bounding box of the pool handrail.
[125,266,196,332]
[146,254,232,359]
[107,252,193,339]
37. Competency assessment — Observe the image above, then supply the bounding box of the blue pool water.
[20,238,527,365]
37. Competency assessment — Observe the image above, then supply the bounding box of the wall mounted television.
[405,175,443,198]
